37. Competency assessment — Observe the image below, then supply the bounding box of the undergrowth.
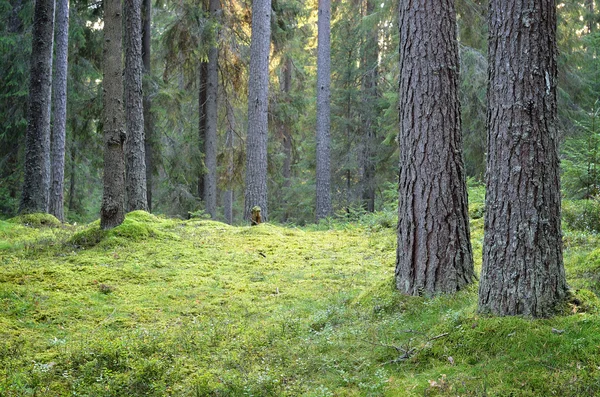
[1,205,600,396]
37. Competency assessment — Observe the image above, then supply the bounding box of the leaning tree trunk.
[100,0,126,229]
[125,0,147,212]
[204,0,221,219]
[244,0,271,222]
[478,0,567,317]
[396,0,474,295]
[49,0,69,221]
[315,0,332,221]
[20,0,55,214]
[142,0,153,212]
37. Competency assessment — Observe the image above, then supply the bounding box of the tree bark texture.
[204,0,221,219]
[479,0,567,317]
[360,0,377,213]
[20,0,55,214]
[125,0,148,212]
[244,0,271,222]
[101,0,126,229]
[198,61,208,200]
[49,0,69,221]
[396,0,474,295]
[315,0,332,221]
[142,0,153,212]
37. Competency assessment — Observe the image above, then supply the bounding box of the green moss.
[8,213,61,227]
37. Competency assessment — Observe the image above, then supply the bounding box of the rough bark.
[315,0,332,221]
[19,0,55,214]
[101,0,126,229]
[125,0,147,212]
[204,0,221,219]
[244,0,271,222]
[142,0,153,212]
[479,0,567,317]
[198,61,208,200]
[49,0,69,221]
[360,0,378,213]
[396,0,474,295]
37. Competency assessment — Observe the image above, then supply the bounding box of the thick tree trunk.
[125,0,147,212]
[49,0,69,221]
[396,0,474,295]
[101,0,126,229]
[479,0,567,317]
[360,0,377,213]
[142,0,153,212]
[315,0,332,221]
[198,62,208,200]
[244,0,271,222]
[204,0,221,219]
[20,0,55,214]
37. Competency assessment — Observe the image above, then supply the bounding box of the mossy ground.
[1,205,600,396]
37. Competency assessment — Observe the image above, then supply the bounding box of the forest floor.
[2,201,600,396]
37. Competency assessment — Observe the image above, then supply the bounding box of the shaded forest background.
[1,0,599,224]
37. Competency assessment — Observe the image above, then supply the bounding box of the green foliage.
[7,213,61,227]
[562,198,600,233]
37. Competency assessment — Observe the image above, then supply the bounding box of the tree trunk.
[479,0,567,317]
[224,100,235,224]
[49,0,69,222]
[396,0,474,295]
[315,0,332,221]
[101,0,126,229]
[280,55,293,221]
[244,0,271,222]
[125,0,147,212]
[198,61,207,200]
[19,0,55,214]
[204,0,220,219]
[67,135,76,214]
[142,0,153,212]
[359,0,377,213]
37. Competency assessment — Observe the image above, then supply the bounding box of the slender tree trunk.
[204,0,221,218]
[67,134,76,213]
[396,0,474,295]
[20,0,55,214]
[224,100,235,224]
[479,0,567,317]
[244,0,271,222]
[198,62,208,200]
[142,0,153,212]
[279,55,293,221]
[125,0,147,212]
[360,0,377,213]
[315,0,332,221]
[101,0,126,229]
[49,0,69,221]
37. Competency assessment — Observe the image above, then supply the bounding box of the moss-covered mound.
[8,213,61,227]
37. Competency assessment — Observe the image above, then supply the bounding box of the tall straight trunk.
[281,56,293,189]
[244,0,271,221]
[315,0,332,221]
[198,62,208,199]
[204,0,221,218]
[49,0,69,221]
[101,0,126,229]
[67,135,76,213]
[479,0,567,317]
[396,0,473,295]
[224,100,235,224]
[142,0,153,211]
[20,0,55,214]
[360,0,377,213]
[125,0,147,212]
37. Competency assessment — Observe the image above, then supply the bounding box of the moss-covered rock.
[8,213,61,227]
